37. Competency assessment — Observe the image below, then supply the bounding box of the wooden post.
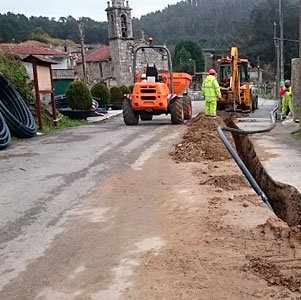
[49,68,58,127]
[32,62,43,131]
[279,0,284,86]
[78,19,87,83]
[274,22,280,100]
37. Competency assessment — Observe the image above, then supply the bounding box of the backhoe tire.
[169,97,184,124]
[140,114,153,121]
[123,99,139,125]
[183,96,192,120]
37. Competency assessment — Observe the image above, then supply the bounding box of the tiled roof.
[0,43,68,56]
[85,46,111,62]
[22,55,58,64]
[22,40,52,48]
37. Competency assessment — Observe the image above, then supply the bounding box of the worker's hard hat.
[209,69,216,75]
[285,80,291,85]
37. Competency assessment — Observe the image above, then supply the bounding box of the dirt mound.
[171,113,233,162]
[246,256,301,293]
[200,174,248,191]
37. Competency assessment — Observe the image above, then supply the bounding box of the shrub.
[129,85,134,93]
[91,83,110,105]
[119,85,131,95]
[0,50,34,106]
[110,86,123,103]
[66,80,92,110]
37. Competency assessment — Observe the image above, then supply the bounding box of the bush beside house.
[91,83,110,105]
[110,87,123,103]
[0,50,34,106]
[66,81,92,110]
[119,85,131,95]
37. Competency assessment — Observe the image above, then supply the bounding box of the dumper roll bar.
[133,45,174,94]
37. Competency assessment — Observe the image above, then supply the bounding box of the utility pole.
[78,18,87,83]
[257,56,260,87]
[299,0,301,131]
[274,22,280,100]
[279,0,284,86]
[189,58,196,77]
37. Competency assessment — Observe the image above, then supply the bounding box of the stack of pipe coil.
[0,74,36,149]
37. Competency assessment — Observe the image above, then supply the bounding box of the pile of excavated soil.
[200,174,248,191]
[243,217,301,293]
[171,113,234,162]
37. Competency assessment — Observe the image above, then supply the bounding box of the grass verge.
[293,132,301,141]
[260,93,274,100]
[42,116,89,133]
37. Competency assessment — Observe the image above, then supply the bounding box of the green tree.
[173,40,204,73]
[173,46,193,74]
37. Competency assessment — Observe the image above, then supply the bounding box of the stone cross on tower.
[106,0,134,86]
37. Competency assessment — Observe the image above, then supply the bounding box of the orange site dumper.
[123,44,193,125]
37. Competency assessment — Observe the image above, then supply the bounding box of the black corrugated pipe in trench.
[217,105,279,212]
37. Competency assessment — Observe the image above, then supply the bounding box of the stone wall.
[135,46,169,74]
[52,69,75,80]
[75,60,112,85]
[109,39,134,86]
[291,58,300,121]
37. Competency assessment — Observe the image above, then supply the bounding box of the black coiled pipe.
[0,74,36,138]
[217,105,279,211]
[0,111,11,149]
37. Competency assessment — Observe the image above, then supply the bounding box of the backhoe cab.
[217,46,258,113]
[123,43,192,125]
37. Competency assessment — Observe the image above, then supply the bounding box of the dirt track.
[1,110,301,299]
[124,114,301,300]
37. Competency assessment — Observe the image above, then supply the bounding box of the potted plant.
[91,83,110,109]
[110,86,124,110]
[61,80,94,119]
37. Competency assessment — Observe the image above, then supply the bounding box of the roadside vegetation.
[42,116,89,133]
[260,92,274,100]
[293,132,301,140]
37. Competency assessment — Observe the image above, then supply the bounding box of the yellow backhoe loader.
[217,46,258,113]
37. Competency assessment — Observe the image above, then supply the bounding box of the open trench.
[224,117,301,227]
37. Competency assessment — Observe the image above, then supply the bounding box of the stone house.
[0,42,75,95]
[75,45,114,85]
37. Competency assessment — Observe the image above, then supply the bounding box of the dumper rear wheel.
[183,96,192,120]
[169,97,184,124]
[123,99,139,125]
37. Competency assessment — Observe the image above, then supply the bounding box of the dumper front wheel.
[169,97,184,124]
[183,96,192,120]
[123,99,139,125]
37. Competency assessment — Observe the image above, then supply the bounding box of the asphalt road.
[0,99,280,299]
[0,102,203,299]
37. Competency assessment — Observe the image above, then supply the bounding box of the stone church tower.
[106,0,134,86]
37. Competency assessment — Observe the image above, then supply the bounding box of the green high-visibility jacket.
[202,75,221,101]
[283,86,292,101]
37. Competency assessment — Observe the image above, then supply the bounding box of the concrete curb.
[87,110,122,123]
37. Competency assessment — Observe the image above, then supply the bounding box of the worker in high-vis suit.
[280,80,293,119]
[202,69,222,117]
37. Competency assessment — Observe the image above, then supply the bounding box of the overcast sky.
[0,0,181,21]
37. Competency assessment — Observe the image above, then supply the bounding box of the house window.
[111,15,115,36]
[99,63,103,78]
[121,14,128,38]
